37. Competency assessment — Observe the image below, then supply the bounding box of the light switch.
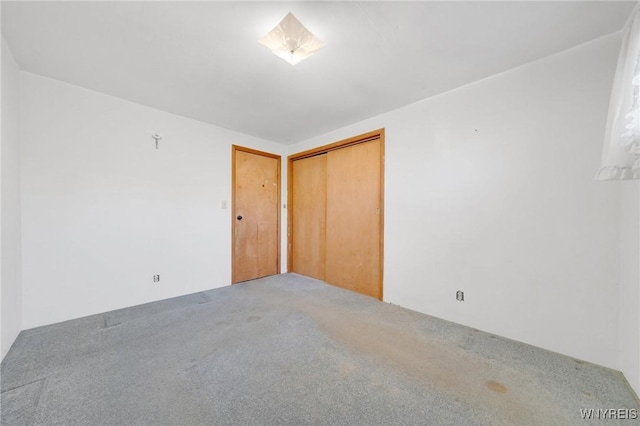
[221,200,228,209]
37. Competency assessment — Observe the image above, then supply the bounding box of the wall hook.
[151,132,163,149]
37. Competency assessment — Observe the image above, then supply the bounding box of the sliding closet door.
[291,154,327,280]
[325,138,382,299]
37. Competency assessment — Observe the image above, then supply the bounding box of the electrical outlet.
[153,275,160,282]
[456,290,464,301]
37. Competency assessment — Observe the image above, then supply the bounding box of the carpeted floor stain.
[296,298,566,424]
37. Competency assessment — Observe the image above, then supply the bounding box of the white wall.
[1,38,23,359]
[289,34,623,370]
[20,72,287,329]
[619,181,639,396]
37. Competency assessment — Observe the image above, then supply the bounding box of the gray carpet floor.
[1,273,639,425]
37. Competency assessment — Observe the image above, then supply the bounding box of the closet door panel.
[291,154,327,280]
[326,139,382,299]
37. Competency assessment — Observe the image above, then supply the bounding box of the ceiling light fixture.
[258,12,324,66]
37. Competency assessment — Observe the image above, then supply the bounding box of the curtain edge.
[595,165,640,180]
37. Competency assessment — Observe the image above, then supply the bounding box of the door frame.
[287,129,385,299]
[231,145,282,284]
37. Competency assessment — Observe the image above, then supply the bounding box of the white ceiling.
[2,1,635,144]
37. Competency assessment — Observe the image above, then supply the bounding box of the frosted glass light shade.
[258,12,324,65]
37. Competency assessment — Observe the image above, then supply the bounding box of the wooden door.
[232,146,280,283]
[291,154,327,280]
[288,130,384,300]
[326,138,382,299]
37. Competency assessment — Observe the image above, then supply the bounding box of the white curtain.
[596,2,640,180]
